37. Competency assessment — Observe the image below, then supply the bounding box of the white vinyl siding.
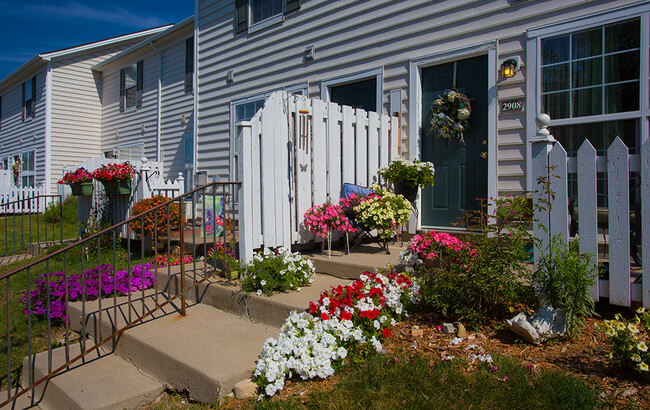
[198,0,641,195]
[50,42,139,193]
[0,70,47,188]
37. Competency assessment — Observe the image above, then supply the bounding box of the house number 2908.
[500,99,524,113]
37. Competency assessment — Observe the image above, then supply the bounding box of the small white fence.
[237,91,400,262]
[0,169,49,214]
[60,157,185,237]
[532,114,650,308]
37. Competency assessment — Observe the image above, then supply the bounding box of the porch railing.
[0,195,64,258]
[0,181,239,408]
[532,113,649,307]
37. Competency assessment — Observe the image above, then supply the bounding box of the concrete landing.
[303,243,407,279]
[21,344,163,410]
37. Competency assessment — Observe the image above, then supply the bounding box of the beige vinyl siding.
[50,43,138,193]
[160,37,194,181]
[100,53,159,162]
[0,69,47,187]
[197,0,640,194]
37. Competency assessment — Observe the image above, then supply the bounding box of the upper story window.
[120,61,143,112]
[235,0,301,33]
[185,37,194,93]
[330,78,378,112]
[22,76,36,120]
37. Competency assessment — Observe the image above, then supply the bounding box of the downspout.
[150,41,162,163]
[44,61,52,195]
[193,5,199,184]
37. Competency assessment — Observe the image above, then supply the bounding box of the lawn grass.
[251,352,598,409]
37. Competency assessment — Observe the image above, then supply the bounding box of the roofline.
[93,16,194,71]
[0,25,173,91]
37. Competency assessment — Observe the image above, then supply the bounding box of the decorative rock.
[507,306,567,345]
[442,323,455,334]
[233,379,257,399]
[456,324,467,338]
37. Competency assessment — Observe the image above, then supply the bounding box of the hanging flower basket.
[70,182,94,197]
[392,181,418,203]
[102,180,131,195]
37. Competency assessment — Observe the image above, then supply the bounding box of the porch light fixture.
[500,56,521,78]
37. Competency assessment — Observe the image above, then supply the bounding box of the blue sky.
[0,1,193,79]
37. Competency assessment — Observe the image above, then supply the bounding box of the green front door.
[421,55,488,227]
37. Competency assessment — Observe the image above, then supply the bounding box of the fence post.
[177,172,185,195]
[530,113,556,264]
[237,121,254,265]
[137,157,152,201]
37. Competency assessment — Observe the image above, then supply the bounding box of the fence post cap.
[140,157,150,172]
[531,113,556,143]
[235,120,252,128]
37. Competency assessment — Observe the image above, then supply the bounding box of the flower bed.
[206,243,239,270]
[254,269,420,396]
[154,253,194,268]
[240,247,314,296]
[129,195,183,239]
[400,231,476,271]
[600,309,650,374]
[20,262,155,320]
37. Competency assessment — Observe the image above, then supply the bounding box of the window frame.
[21,149,35,187]
[117,142,144,162]
[120,60,143,112]
[235,0,301,34]
[321,69,383,114]
[22,76,36,121]
[185,37,194,94]
[526,3,650,189]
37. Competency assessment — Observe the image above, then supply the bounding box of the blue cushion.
[343,183,372,199]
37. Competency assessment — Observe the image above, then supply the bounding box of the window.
[329,78,378,111]
[117,143,144,162]
[0,96,2,131]
[185,37,193,93]
[235,99,265,123]
[235,0,301,33]
[535,15,646,206]
[541,18,640,119]
[22,76,36,120]
[21,150,35,187]
[120,61,143,112]
[1,157,8,171]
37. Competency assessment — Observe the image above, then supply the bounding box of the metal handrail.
[1,181,241,407]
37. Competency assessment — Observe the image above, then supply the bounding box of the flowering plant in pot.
[303,202,357,238]
[353,186,413,240]
[58,167,94,196]
[377,157,435,202]
[92,162,135,195]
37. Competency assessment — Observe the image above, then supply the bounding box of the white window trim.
[321,68,383,114]
[249,13,284,34]
[408,41,498,231]
[525,3,650,189]
[122,61,140,112]
[21,149,36,187]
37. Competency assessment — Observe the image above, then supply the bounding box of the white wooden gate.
[238,91,400,262]
[532,114,650,307]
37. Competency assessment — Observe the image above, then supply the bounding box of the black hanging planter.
[393,182,418,203]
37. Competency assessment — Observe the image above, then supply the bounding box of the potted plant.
[129,195,183,253]
[377,157,435,202]
[353,186,413,242]
[93,162,135,195]
[58,167,94,196]
[11,159,20,185]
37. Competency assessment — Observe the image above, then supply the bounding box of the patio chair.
[342,183,390,254]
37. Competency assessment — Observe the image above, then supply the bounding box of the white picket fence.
[532,114,650,307]
[0,184,48,214]
[60,157,185,237]
[237,91,400,263]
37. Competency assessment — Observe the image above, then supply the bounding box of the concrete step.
[20,344,163,410]
[303,243,406,280]
[66,299,277,404]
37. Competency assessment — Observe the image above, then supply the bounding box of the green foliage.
[534,235,597,337]
[252,352,597,409]
[45,195,78,225]
[416,200,534,328]
[241,248,314,296]
[492,193,533,235]
[377,157,435,188]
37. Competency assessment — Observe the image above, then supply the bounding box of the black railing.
[0,182,240,407]
[0,194,64,258]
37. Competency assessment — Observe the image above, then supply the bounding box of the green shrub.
[45,195,78,225]
[534,235,597,336]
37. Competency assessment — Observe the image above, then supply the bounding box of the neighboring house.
[194,0,650,229]
[0,26,172,194]
[93,18,196,190]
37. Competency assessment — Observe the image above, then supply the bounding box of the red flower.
[321,312,329,321]
[382,328,391,338]
[340,311,352,321]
